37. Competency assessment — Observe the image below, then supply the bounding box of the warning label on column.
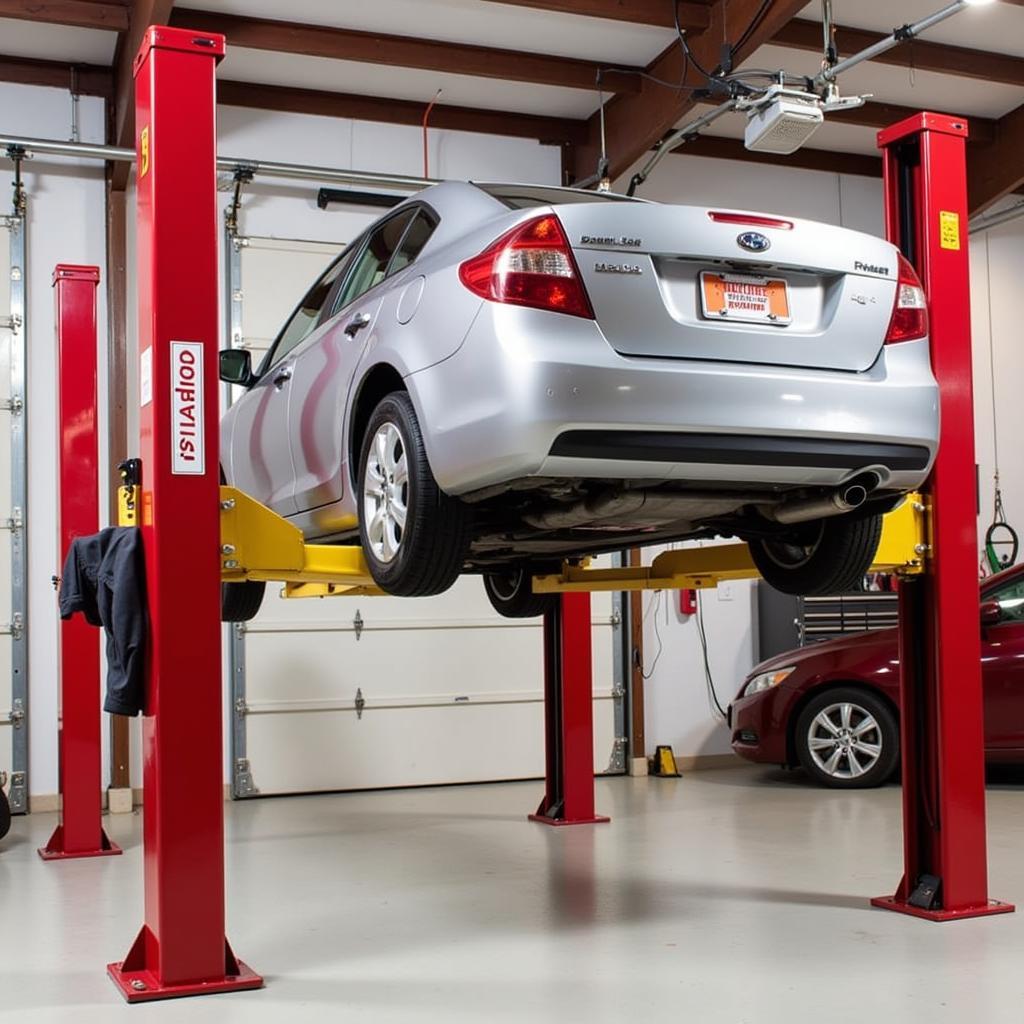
[939,210,960,250]
[170,341,204,475]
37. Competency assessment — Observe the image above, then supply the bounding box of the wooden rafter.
[0,0,129,31]
[969,100,1024,214]
[773,18,1024,89]
[0,52,112,96]
[573,0,810,182]
[217,80,585,146]
[170,8,642,94]
[671,135,883,179]
[110,0,175,188]
[479,0,710,31]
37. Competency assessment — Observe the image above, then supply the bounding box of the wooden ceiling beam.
[573,0,809,181]
[670,135,883,179]
[0,0,129,31]
[109,0,175,188]
[772,18,1024,89]
[969,100,1024,214]
[217,80,585,146]
[478,0,710,32]
[0,52,112,96]
[171,8,642,94]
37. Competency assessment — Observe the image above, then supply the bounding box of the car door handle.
[272,366,293,389]
[344,312,372,338]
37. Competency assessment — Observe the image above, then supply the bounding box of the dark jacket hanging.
[58,527,148,717]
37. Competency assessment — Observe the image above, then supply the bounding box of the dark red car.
[729,563,1024,787]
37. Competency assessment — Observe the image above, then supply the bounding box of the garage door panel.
[246,696,615,795]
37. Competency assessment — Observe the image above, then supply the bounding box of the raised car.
[729,564,1024,787]
[219,182,939,619]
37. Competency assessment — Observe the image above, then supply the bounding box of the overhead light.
[744,88,824,155]
[963,0,995,6]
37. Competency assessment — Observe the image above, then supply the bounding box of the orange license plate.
[700,271,791,326]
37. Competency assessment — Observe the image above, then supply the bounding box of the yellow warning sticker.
[940,210,960,250]
[139,126,150,179]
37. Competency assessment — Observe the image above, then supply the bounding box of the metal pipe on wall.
[0,133,436,191]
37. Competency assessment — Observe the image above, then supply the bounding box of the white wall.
[0,83,109,799]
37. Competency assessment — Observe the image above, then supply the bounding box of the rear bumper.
[549,431,931,473]
[407,304,939,496]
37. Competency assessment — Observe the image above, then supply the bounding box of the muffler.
[767,474,879,526]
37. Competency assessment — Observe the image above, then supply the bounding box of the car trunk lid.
[553,203,901,373]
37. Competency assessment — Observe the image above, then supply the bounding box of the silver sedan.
[219,182,938,618]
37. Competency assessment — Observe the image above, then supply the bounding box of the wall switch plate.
[718,582,734,602]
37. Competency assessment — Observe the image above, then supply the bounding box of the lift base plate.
[528,813,611,827]
[38,826,122,860]
[107,959,263,1003]
[871,895,1015,921]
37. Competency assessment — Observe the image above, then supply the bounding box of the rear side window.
[333,208,417,312]
[387,210,437,275]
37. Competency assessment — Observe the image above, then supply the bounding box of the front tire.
[483,569,559,619]
[749,513,883,596]
[794,687,899,788]
[221,581,266,623]
[358,391,471,597]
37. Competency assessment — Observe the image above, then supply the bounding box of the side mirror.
[219,348,253,386]
[981,600,1002,627]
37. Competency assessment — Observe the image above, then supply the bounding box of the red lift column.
[106,27,262,1000]
[39,265,121,861]
[530,593,609,826]
[872,113,1012,921]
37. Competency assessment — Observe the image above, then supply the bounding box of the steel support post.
[39,265,120,860]
[106,27,263,1000]
[871,112,1013,921]
[530,593,609,826]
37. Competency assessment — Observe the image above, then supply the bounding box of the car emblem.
[737,231,771,253]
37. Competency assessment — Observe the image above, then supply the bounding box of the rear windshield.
[473,183,640,210]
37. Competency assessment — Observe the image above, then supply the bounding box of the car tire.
[221,581,266,623]
[483,569,559,619]
[358,391,471,597]
[749,513,883,597]
[0,786,10,841]
[794,686,899,788]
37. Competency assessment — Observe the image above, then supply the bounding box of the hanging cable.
[982,237,1019,574]
[422,89,442,180]
[640,590,665,680]
[696,591,728,721]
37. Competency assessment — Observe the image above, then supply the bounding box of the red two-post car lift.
[84,25,1008,1005]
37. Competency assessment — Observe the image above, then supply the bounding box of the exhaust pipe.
[768,475,877,526]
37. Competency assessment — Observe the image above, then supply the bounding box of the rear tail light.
[884,254,929,343]
[708,211,794,230]
[458,214,594,319]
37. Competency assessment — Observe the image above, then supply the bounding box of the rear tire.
[358,391,471,597]
[483,569,559,619]
[749,513,883,596]
[794,686,899,788]
[221,581,266,623]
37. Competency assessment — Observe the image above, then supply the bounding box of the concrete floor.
[4,765,1024,1023]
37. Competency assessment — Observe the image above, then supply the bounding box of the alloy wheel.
[363,421,409,564]
[806,701,883,780]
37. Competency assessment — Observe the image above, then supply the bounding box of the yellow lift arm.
[119,482,928,598]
